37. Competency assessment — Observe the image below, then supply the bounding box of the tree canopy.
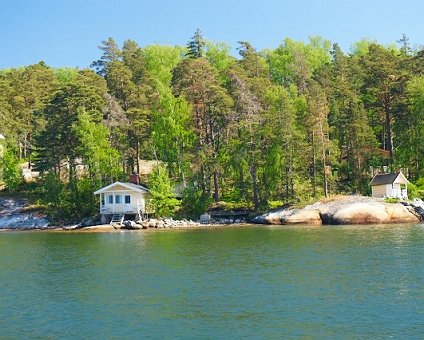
[2,31,424,218]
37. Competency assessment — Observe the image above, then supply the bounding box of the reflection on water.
[0,225,423,338]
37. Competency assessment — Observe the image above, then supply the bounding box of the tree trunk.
[311,131,317,197]
[384,97,393,165]
[135,140,140,174]
[213,171,220,202]
[250,163,259,208]
[200,164,207,194]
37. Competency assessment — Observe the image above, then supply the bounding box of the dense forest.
[1,31,424,220]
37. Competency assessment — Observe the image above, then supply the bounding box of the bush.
[0,148,22,192]
[181,184,212,219]
[148,165,179,218]
[41,173,99,223]
[384,197,399,203]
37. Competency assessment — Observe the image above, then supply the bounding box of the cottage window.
[125,195,131,204]
[101,194,105,206]
[108,195,113,204]
[115,195,122,204]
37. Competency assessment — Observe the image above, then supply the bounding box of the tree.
[0,63,58,161]
[186,29,206,59]
[91,37,121,76]
[397,34,412,56]
[143,45,183,86]
[305,82,338,197]
[266,37,331,93]
[148,165,179,217]
[151,88,193,182]
[34,70,107,180]
[263,84,308,201]
[1,148,21,191]
[205,41,236,79]
[122,39,147,85]
[359,44,404,166]
[397,76,424,178]
[226,68,263,207]
[74,108,121,185]
[172,58,233,201]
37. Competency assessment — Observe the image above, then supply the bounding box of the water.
[0,225,423,338]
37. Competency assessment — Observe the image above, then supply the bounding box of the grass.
[384,197,400,203]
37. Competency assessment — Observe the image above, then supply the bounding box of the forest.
[1,31,424,220]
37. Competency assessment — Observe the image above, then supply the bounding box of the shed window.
[108,195,113,204]
[115,195,122,204]
[125,195,131,204]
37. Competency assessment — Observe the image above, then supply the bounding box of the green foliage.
[396,76,424,178]
[143,45,183,86]
[186,29,205,59]
[266,36,331,89]
[205,41,236,81]
[148,165,179,217]
[384,197,400,203]
[3,35,424,222]
[41,173,98,222]
[407,182,419,199]
[151,88,193,179]
[0,148,22,191]
[74,108,121,182]
[181,183,213,218]
[34,70,107,179]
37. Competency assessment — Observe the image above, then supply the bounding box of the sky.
[0,0,423,68]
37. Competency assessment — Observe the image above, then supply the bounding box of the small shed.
[369,172,408,199]
[94,181,150,222]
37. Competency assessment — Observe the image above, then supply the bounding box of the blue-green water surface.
[0,225,423,338]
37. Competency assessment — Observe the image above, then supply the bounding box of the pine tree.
[91,37,122,76]
[172,58,232,200]
[186,29,205,59]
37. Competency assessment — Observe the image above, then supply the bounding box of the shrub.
[181,184,212,219]
[0,148,22,192]
[148,165,179,218]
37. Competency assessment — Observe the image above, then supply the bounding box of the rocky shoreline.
[64,196,424,232]
[1,195,423,232]
[253,196,422,225]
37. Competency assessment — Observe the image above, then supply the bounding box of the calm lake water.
[0,225,423,338]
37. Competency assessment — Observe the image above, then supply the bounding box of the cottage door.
[124,195,132,213]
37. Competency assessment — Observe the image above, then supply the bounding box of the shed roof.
[369,172,407,186]
[94,181,149,195]
[0,133,5,140]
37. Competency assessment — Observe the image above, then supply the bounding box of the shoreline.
[1,195,423,232]
[1,221,422,233]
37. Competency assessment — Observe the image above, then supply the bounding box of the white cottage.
[369,172,408,199]
[94,180,150,223]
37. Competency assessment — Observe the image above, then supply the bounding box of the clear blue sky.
[1,0,422,68]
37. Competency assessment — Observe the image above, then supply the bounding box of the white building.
[94,181,150,223]
[369,172,408,199]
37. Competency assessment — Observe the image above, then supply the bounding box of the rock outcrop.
[253,196,420,225]
[253,208,322,225]
[0,197,49,229]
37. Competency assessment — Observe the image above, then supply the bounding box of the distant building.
[369,172,408,199]
[94,176,150,224]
